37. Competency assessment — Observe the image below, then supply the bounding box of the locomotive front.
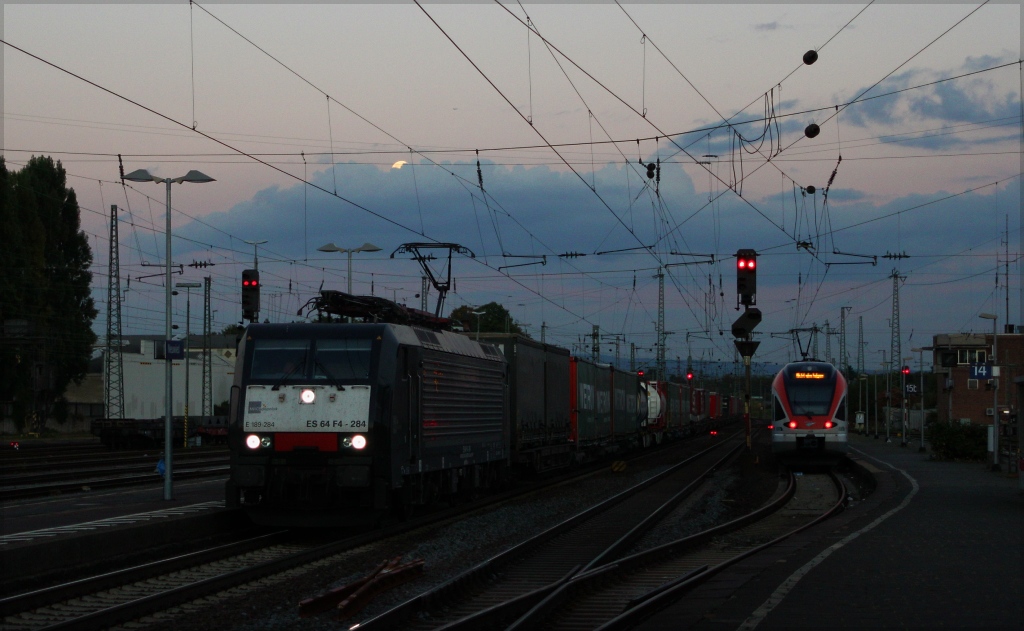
[226,323,394,525]
[770,361,848,459]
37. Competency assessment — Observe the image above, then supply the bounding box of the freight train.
[226,314,725,526]
[770,360,848,460]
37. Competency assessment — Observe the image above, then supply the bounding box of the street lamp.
[876,349,886,440]
[317,242,383,295]
[472,310,486,341]
[979,313,999,471]
[176,282,202,448]
[123,168,214,501]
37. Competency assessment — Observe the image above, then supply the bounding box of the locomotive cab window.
[785,384,834,417]
[314,339,373,381]
[250,339,310,380]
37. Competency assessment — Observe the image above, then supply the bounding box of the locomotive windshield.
[313,339,372,381]
[250,339,310,380]
[785,384,835,417]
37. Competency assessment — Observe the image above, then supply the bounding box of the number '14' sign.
[971,363,995,379]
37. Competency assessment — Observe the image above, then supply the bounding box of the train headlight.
[342,434,368,450]
[300,388,316,404]
[246,434,272,450]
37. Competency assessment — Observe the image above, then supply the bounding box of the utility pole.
[858,315,865,433]
[656,268,666,379]
[841,307,851,429]
[891,269,904,443]
[630,343,636,373]
[591,325,600,363]
[541,322,547,344]
[421,276,429,312]
[812,322,819,360]
[201,276,213,419]
[824,319,832,364]
[105,205,125,420]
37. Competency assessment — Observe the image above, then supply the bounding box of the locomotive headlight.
[300,388,316,404]
[245,434,261,450]
[343,434,368,449]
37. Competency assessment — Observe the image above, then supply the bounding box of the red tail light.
[787,421,797,429]
[767,424,774,429]
[824,421,834,429]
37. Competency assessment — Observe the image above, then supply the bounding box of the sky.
[3,2,1022,374]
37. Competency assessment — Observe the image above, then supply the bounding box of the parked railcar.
[771,360,848,459]
[226,323,508,525]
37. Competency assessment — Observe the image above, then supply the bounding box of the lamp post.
[859,374,868,435]
[980,313,999,471]
[876,349,886,439]
[317,242,382,295]
[176,282,201,448]
[123,169,214,501]
[472,310,486,341]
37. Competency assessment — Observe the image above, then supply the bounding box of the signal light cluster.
[735,249,757,306]
[242,269,260,321]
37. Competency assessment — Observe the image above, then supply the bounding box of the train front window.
[250,339,310,380]
[786,384,834,417]
[314,339,372,381]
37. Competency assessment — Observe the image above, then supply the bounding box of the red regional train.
[770,360,849,460]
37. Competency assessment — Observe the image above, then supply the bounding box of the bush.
[929,421,987,461]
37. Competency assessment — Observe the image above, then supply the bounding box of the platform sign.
[971,363,993,379]
[165,340,184,360]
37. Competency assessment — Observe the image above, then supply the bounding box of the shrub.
[929,421,987,461]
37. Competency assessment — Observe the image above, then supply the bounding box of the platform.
[636,432,1022,630]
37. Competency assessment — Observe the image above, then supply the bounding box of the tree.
[449,302,526,338]
[0,156,97,429]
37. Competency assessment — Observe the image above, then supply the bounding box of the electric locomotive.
[770,360,848,459]
[226,323,508,526]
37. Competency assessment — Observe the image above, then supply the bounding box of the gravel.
[132,434,778,631]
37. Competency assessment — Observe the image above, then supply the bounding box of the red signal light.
[686,371,693,381]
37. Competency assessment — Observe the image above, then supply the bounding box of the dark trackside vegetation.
[0,156,97,431]
[928,420,987,461]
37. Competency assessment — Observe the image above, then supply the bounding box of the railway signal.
[242,269,260,322]
[731,308,762,339]
[902,365,910,376]
[736,249,757,306]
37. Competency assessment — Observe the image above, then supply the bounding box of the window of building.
[957,349,987,364]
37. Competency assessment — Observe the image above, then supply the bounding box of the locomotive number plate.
[243,385,371,432]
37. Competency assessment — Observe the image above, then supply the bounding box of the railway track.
[0,433,730,631]
[353,461,843,630]
[0,449,229,500]
[351,436,747,630]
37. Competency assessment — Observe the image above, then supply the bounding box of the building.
[930,331,1020,433]
[2,334,240,435]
